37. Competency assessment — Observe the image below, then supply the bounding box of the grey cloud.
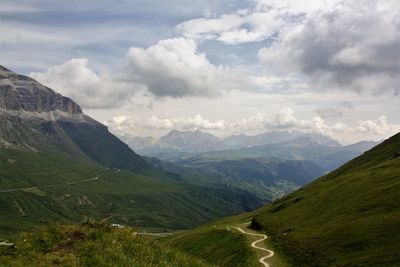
[117,38,246,98]
[0,0,247,73]
[315,101,353,119]
[258,0,400,96]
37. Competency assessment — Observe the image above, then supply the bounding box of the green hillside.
[0,140,262,236]
[251,133,400,266]
[161,213,259,267]
[0,220,210,267]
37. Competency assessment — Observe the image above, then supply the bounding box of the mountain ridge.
[0,65,82,114]
[124,129,343,156]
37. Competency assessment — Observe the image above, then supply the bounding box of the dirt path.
[227,224,274,267]
[0,174,104,193]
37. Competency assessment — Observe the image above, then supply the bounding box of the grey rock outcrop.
[0,65,82,114]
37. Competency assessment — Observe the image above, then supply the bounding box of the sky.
[1,0,399,144]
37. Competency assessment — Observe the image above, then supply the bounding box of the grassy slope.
[0,144,262,237]
[162,213,259,267]
[0,221,210,267]
[252,133,400,266]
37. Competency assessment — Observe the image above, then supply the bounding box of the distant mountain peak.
[0,65,82,114]
[298,133,341,147]
[154,129,221,153]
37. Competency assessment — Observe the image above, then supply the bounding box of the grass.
[0,143,266,237]
[165,229,255,266]
[251,133,400,266]
[162,212,286,267]
[0,220,211,267]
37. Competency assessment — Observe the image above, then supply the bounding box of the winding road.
[226,224,274,267]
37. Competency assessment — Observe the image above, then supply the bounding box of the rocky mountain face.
[0,65,153,174]
[0,66,81,114]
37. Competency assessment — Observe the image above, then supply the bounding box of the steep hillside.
[251,133,400,266]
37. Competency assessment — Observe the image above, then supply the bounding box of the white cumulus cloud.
[119,37,245,98]
[30,58,130,109]
[257,0,400,95]
[176,9,283,45]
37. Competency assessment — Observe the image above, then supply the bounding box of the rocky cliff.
[0,65,82,114]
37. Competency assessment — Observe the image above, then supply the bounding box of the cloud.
[26,41,256,115]
[176,9,283,45]
[145,114,226,131]
[249,75,308,93]
[118,37,246,98]
[315,101,353,119]
[356,116,400,136]
[30,58,131,109]
[104,114,226,138]
[28,38,249,109]
[105,108,400,144]
[258,0,400,95]
[176,0,399,96]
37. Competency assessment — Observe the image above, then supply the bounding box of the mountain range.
[124,129,341,154]
[123,129,378,172]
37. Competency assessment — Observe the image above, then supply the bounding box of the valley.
[0,65,398,267]
[1,1,398,266]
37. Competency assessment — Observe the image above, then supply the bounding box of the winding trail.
[226,224,274,267]
[0,174,104,193]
